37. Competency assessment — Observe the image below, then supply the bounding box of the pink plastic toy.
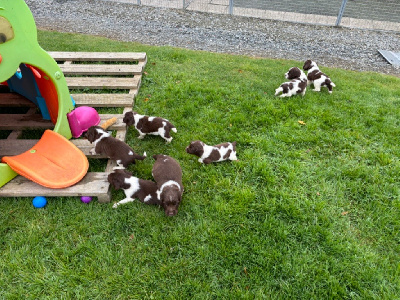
[67,106,100,138]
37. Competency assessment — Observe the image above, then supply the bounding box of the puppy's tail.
[133,151,147,161]
[166,122,177,133]
[325,79,335,93]
[231,141,237,150]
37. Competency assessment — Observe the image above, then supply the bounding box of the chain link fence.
[108,0,400,32]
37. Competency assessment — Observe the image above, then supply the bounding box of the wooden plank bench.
[0,52,146,203]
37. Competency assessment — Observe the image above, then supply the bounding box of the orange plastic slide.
[2,130,88,188]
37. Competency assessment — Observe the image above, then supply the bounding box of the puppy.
[86,125,146,168]
[152,154,183,216]
[186,140,238,164]
[123,111,177,143]
[275,67,307,97]
[303,60,336,93]
[108,169,160,208]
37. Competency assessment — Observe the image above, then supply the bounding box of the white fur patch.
[200,143,237,163]
[112,176,141,208]
[93,128,111,147]
[124,177,140,199]
[144,194,152,202]
[156,180,181,200]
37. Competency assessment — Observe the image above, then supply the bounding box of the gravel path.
[26,0,400,76]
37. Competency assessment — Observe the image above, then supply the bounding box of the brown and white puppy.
[123,111,177,143]
[303,60,336,93]
[108,169,160,208]
[186,140,238,164]
[152,154,183,217]
[275,67,308,97]
[86,126,146,168]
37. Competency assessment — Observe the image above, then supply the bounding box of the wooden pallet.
[0,52,147,202]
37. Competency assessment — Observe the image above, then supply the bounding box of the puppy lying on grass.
[186,140,237,164]
[275,67,307,97]
[108,169,160,208]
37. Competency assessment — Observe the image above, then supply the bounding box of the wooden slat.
[0,113,124,131]
[0,172,110,198]
[72,94,134,107]
[0,114,125,158]
[49,52,147,62]
[0,93,35,107]
[1,140,107,158]
[0,114,53,130]
[0,93,134,108]
[59,64,143,75]
[66,77,140,89]
[99,114,126,130]
[0,139,37,157]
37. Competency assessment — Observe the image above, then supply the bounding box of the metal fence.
[108,0,400,32]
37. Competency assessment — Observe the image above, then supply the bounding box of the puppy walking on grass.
[86,126,146,168]
[152,154,183,217]
[123,111,177,143]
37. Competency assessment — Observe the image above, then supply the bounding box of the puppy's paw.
[112,203,119,208]
[90,148,96,155]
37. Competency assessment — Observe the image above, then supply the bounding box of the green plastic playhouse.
[0,0,89,189]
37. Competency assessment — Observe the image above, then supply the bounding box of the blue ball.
[32,196,47,208]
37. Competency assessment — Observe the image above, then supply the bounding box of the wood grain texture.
[59,64,143,75]
[49,52,147,62]
[0,172,110,198]
[66,76,140,89]
[72,94,134,107]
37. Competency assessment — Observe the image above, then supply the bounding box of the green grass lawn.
[1,30,400,299]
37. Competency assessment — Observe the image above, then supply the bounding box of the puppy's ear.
[108,172,130,190]
[287,67,301,79]
[86,127,95,143]
[303,60,311,70]
[107,173,120,190]
[123,111,134,126]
